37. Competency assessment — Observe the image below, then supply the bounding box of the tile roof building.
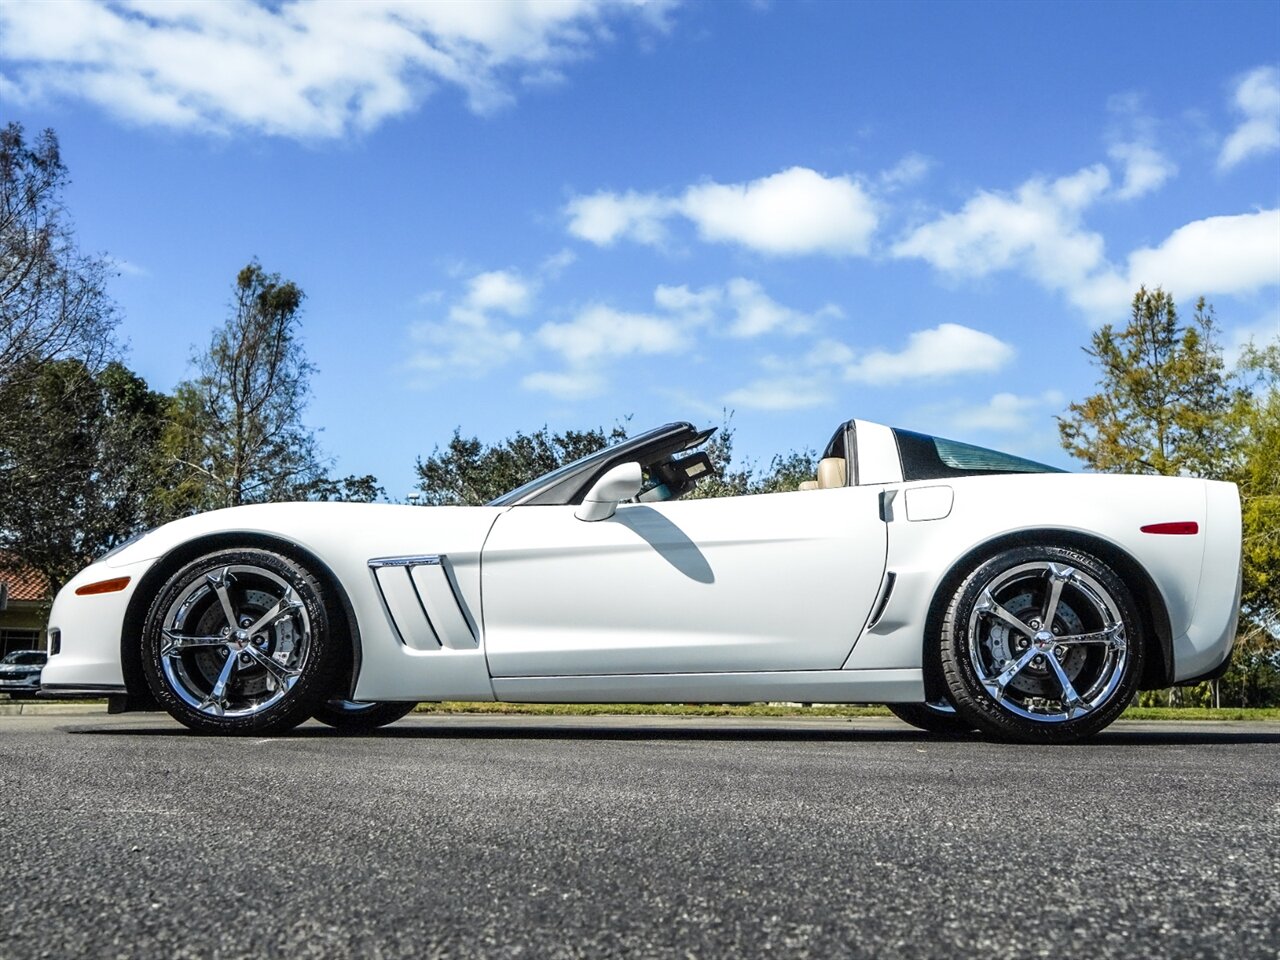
[0,556,50,658]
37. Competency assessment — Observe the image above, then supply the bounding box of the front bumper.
[0,675,43,694]
[40,556,158,693]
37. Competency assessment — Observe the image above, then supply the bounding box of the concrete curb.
[0,701,108,716]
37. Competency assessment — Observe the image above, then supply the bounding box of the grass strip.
[1120,706,1280,721]
[413,701,1280,721]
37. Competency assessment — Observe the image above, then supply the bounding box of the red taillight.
[75,576,131,596]
[1140,522,1199,535]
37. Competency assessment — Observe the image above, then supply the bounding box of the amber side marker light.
[1140,522,1199,535]
[75,576,131,596]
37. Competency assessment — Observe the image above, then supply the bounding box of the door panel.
[481,488,887,677]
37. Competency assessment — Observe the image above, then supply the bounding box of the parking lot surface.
[1,713,1277,959]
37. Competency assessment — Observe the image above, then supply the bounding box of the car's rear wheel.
[311,698,417,731]
[887,700,974,736]
[141,548,343,735]
[940,545,1143,744]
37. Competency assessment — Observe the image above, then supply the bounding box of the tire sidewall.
[310,699,417,732]
[141,548,342,735]
[942,545,1145,744]
[887,701,974,736]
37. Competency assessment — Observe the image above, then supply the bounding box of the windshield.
[2,650,46,666]
[488,444,624,507]
[488,422,712,507]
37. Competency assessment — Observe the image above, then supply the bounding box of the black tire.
[311,699,417,731]
[141,548,344,735]
[887,701,974,736]
[940,545,1144,744]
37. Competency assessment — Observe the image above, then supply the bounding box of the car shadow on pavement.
[63,720,1280,746]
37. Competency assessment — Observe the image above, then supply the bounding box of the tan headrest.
[817,457,847,489]
[798,480,819,491]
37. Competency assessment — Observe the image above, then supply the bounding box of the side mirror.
[575,462,643,522]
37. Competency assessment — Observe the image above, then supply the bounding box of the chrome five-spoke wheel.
[941,546,1144,744]
[311,698,417,731]
[142,548,342,735]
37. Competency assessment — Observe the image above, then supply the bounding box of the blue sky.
[2,0,1278,499]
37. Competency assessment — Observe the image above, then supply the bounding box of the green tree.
[1220,341,1280,706]
[688,414,816,499]
[1059,287,1279,706]
[416,413,815,506]
[416,423,629,506]
[0,359,168,597]
[1234,340,1280,627]
[1058,287,1237,479]
[168,261,330,509]
[0,123,118,417]
[305,472,386,504]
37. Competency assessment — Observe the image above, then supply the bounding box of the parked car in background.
[0,649,47,697]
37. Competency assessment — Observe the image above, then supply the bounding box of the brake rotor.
[191,587,284,697]
[983,589,1087,697]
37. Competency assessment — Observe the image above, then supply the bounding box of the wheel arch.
[919,527,1174,700]
[120,531,363,706]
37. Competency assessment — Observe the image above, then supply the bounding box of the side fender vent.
[866,571,897,632]
[368,555,478,651]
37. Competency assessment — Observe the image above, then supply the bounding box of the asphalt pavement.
[1,713,1277,960]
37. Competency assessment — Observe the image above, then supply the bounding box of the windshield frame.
[488,422,709,507]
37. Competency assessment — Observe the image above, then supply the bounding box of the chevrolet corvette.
[41,418,1241,743]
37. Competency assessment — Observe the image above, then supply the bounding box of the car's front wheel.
[887,700,973,736]
[940,545,1144,744]
[311,698,417,731]
[141,548,343,735]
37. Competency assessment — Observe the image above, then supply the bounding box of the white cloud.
[1103,92,1176,201]
[1122,209,1280,300]
[407,268,532,375]
[893,155,1279,316]
[565,190,675,247]
[521,369,605,400]
[844,323,1016,385]
[724,279,796,337]
[464,269,532,315]
[947,390,1066,433]
[1219,66,1280,170]
[536,303,688,365]
[723,376,831,411]
[408,315,522,375]
[565,166,879,257]
[526,277,837,401]
[649,278,836,337]
[653,282,722,324]
[0,0,673,138]
[539,248,577,278]
[1108,142,1176,201]
[725,278,838,337]
[892,166,1111,295]
[720,321,1016,413]
[681,167,879,256]
[879,152,933,190]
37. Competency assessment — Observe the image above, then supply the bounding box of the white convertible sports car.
[42,418,1241,743]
